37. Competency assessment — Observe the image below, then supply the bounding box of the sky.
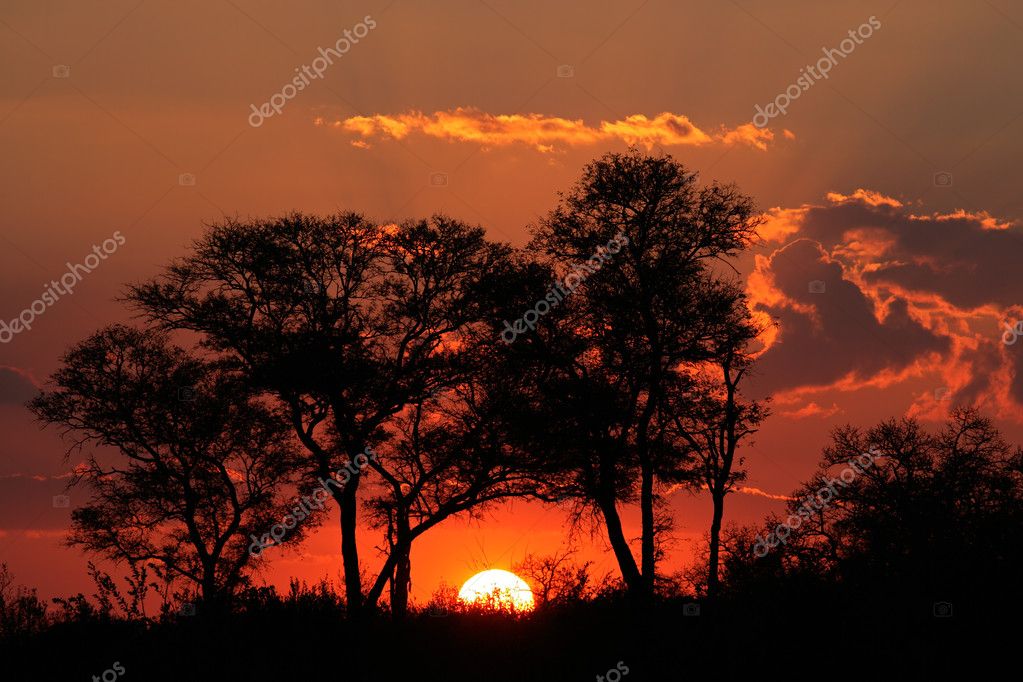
[2,0,1023,604]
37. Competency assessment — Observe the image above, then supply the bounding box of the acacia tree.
[664,313,767,598]
[131,213,543,614]
[364,346,544,617]
[28,326,305,611]
[499,305,647,593]
[526,150,761,597]
[727,408,1023,601]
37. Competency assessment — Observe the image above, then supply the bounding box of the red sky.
[3,0,1023,603]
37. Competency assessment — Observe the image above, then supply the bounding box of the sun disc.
[457,569,535,612]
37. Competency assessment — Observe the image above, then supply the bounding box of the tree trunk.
[597,495,643,597]
[391,543,412,619]
[199,564,230,617]
[389,513,412,620]
[636,303,663,598]
[639,456,655,594]
[364,539,403,610]
[338,469,363,616]
[707,490,725,599]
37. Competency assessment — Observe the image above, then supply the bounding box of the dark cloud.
[0,366,39,406]
[951,342,1004,406]
[751,192,1023,417]
[750,239,950,395]
[792,199,1023,310]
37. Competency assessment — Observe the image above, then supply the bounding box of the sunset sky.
[2,0,1022,603]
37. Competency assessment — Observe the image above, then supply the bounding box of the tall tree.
[130,213,541,614]
[527,150,761,596]
[664,312,767,598]
[29,326,305,612]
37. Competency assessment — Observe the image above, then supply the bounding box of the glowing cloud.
[736,486,795,502]
[780,401,842,419]
[825,189,903,208]
[317,108,777,152]
[747,189,1023,420]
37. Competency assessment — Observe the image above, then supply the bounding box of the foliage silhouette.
[29,326,306,611]
[522,149,762,597]
[130,214,549,615]
[723,407,1023,608]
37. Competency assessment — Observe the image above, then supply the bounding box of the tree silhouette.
[131,213,540,614]
[29,326,305,611]
[663,313,767,598]
[512,550,611,608]
[363,342,545,617]
[526,150,761,597]
[726,407,1023,605]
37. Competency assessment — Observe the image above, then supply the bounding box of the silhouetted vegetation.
[520,152,762,599]
[721,407,1023,609]
[28,326,308,611]
[5,151,1019,679]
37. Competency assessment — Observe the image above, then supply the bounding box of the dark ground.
[1,588,1013,681]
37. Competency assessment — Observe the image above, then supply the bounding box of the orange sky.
[3,0,1023,603]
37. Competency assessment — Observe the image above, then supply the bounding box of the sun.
[458,569,535,612]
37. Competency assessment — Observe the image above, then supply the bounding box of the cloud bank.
[316,108,779,152]
[748,190,1023,420]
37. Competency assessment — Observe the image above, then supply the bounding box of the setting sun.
[3,1,1020,676]
[457,569,535,612]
